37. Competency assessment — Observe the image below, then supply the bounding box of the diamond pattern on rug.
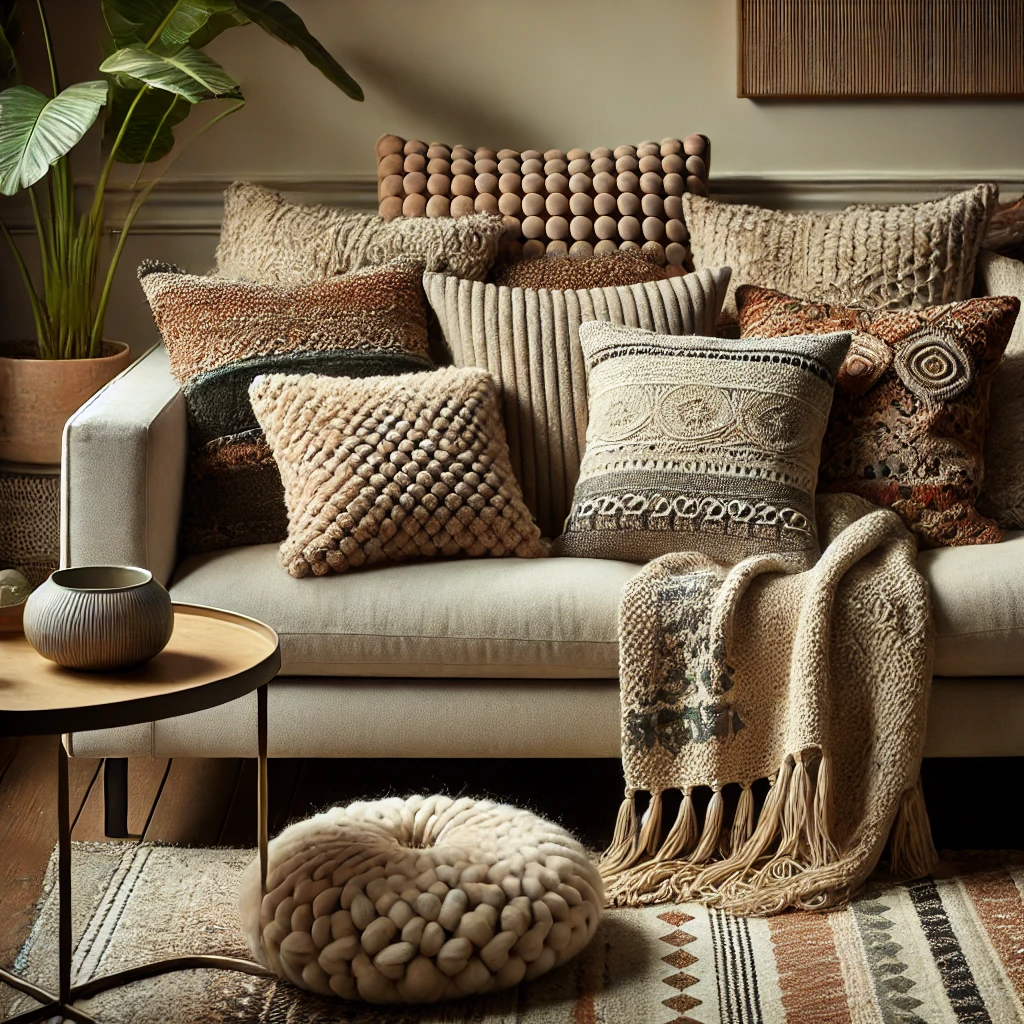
[658,909,702,1024]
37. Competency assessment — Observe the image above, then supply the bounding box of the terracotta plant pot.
[0,341,133,465]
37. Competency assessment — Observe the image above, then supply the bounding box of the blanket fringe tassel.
[601,749,937,914]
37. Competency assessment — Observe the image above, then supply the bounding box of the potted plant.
[0,0,362,464]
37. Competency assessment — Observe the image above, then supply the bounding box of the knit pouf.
[238,795,604,1004]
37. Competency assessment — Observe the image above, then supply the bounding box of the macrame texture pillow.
[375,134,710,267]
[215,182,505,286]
[685,184,998,325]
[976,251,1024,529]
[238,795,603,1003]
[249,367,546,577]
[737,284,1020,548]
[490,250,683,289]
[554,321,851,567]
[139,259,433,555]
[423,266,731,539]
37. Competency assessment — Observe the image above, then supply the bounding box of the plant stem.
[34,0,58,96]
[91,98,246,348]
[0,217,49,353]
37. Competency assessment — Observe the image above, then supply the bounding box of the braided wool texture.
[737,284,1020,548]
[685,184,997,325]
[976,251,1024,528]
[238,795,603,1003]
[605,493,935,915]
[215,182,505,286]
[250,368,545,577]
[423,267,730,538]
[554,322,851,568]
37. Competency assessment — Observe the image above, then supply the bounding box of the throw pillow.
[423,266,731,538]
[375,135,710,266]
[249,368,546,577]
[139,259,434,554]
[976,250,1024,528]
[736,284,1020,547]
[490,251,683,289]
[685,184,997,325]
[215,182,505,286]
[553,321,851,567]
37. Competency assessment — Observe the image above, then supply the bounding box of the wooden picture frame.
[738,0,1024,100]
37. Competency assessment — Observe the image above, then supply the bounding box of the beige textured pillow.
[977,250,1024,528]
[555,321,851,567]
[249,368,546,577]
[215,182,505,286]
[423,267,730,538]
[685,184,997,325]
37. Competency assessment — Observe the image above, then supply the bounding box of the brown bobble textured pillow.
[687,184,997,325]
[490,252,684,289]
[737,284,1020,548]
[215,182,505,286]
[249,368,546,577]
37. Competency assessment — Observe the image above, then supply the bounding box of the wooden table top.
[0,604,280,737]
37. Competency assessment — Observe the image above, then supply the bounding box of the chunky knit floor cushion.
[375,135,710,268]
[139,259,433,554]
[554,321,851,567]
[737,284,1020,547]
[976,251,1024,528]
[238,796,603,1003]
[249,367,545,577]
[424,267,730,538]
[685,184,997,325]
[215,182,505,286]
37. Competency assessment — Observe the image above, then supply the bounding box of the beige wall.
[3,0,1023,350]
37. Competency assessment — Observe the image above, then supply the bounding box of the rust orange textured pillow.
[736,284,1020,548]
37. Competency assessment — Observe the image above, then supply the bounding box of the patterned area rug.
[1,844,1023,1023]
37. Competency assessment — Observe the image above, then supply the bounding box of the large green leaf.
[236,1,362,100]
[100,43,239,102]
[0,81,108,195]
[109,82,191,163]
[187,7,248,47]
[104,0,238,50]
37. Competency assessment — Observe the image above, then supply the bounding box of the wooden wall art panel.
[738,0,1024,99]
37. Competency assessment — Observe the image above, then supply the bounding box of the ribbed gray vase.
[24,566,174,671]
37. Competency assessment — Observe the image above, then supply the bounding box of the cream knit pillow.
[250,368,545,577]
[215,182,506,286]
[423,267,730,538]
[684,184,997,325]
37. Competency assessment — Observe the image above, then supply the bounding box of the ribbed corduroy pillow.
[423,267,731,538]
[685,185,997,326]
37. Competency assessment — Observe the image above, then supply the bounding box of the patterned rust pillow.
[737,284,1021,547]
[249,368,546,577]
[140,259,433,554]
[490,252,684,289]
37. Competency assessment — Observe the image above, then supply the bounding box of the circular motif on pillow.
[239,795,604,1004]
[894,327,973,401]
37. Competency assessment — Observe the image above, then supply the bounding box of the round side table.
[0,604,281,1024]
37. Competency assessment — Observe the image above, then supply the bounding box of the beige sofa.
[64,291,1024,780]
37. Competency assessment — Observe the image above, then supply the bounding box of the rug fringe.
[656,788,697,862]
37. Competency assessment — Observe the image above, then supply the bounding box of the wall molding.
[5,172,1023,234]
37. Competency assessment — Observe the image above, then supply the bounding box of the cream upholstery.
[170,546,635,678]
[62,345,1024,760]
[63,676,1024,760]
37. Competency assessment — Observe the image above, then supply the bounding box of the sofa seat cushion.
[170,545,639,678]
[170,530,1024,680]
[919,529,1024,676]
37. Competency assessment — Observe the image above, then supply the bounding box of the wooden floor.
[1,735,1021,971]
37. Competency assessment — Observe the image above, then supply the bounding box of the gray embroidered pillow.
[684,184,997,326]
[215,182,506,286]
[423,266,730,538]
[554,321,851,567]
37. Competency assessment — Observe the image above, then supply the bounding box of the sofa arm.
[60,345,187,586]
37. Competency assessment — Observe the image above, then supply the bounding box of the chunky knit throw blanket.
[603,493,937,914]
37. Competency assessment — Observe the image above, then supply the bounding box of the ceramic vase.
[24,566,173,670]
